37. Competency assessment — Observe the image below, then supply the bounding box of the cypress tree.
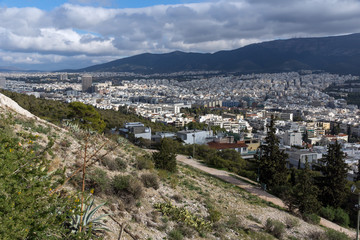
[319,141,348,208]
[355,159,360,182]
[294,160,320,214]
[152,138,177,172]
[258,116,289,191]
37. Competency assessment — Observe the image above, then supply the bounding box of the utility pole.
[192,133,195,158]
[351,184,359,240]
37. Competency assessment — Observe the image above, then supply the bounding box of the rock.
[147,220,160,228]
[133,214,142,223]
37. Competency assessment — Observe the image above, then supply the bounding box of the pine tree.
[258,116,289,191]
[152,138,177,172]
[294,160,320,214]
[319,141,348,208]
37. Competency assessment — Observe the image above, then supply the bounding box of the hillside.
[0,93,352,239]
[75,33,360,75]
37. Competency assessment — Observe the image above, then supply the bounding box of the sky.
[0,0,359,71]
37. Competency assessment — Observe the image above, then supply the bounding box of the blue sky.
[0,0,358,71]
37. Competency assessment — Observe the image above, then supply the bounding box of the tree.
[319,141,348,208]
[152,138,177,172]
[68,102,106,132]
[293,160,320,214]
[355,159,360,182]
[258,116,289,191]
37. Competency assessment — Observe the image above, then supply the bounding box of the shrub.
[112,175,143,201]
[205,200,221,223]
[171,194,183,202]
[115,157,127,170]
[237,169,257,181]
[141,173,160,189]
[325,229,351,240]
[59,138,72,148]
[319,206,349,227]
[208,208,221,223]
[264,218,285,239]
[168,229,183,240]
[285,217,300,229]
[334,208,350,227]
[136,154,154,170]
[308,229,351,240]
[307,230,327,240]
[112,175,131,192]
[0,125,83,239]
[176,223,196,238]
[246,215,261,224]
[85,168,111,195]
[227,215,244,230]
[154,202,212,233]
[319,206,335,221]
[102,157,127,171]
[303,213,320,225]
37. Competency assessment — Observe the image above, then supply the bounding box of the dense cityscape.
[2,70,360,179]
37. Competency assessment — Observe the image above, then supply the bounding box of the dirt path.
[176,154,356,239]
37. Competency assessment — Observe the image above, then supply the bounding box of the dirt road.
[176,154,356,239]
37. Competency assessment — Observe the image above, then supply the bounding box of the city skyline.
[1,0,360,70]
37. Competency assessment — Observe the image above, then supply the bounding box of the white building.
[283,130,302,146]
[176,130,213,145]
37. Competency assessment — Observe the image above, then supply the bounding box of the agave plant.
[69,196,110,234]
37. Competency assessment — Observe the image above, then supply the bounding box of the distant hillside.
[75,33,360,75]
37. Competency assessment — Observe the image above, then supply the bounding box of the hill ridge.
[71,33,360,75]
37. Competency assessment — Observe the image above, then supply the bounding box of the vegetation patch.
[141,173,160,189]
[154,202,212,233]
[264,218,286,239]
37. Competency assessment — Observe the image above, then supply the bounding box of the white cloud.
[1,0,360,70]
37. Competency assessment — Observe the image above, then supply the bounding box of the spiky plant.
[69,196,110,235]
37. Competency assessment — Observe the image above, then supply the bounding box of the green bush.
[334,208,350,227]
[112,175,143,200]
[86,168,111,195]
[308,229,351,240]
[285,217,299,229]
[136,154,154,170]
[264,218,285,239]
[319,206,335,221]
[208,208,221,223]
[205,200,221,223]
[303,213,320,225]
[102,157,127,171]
[0,125,79,238]
[325,229,351,240]
[141,173,159,189]
[154,202,212,233]
[237,169,257,181]
[115,157,127,170]
[319,206,349,227]
[168,229,184,240]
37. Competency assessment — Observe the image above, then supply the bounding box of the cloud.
[1,0,360,70]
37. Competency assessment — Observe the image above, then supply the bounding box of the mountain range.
[75,33,360,75]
